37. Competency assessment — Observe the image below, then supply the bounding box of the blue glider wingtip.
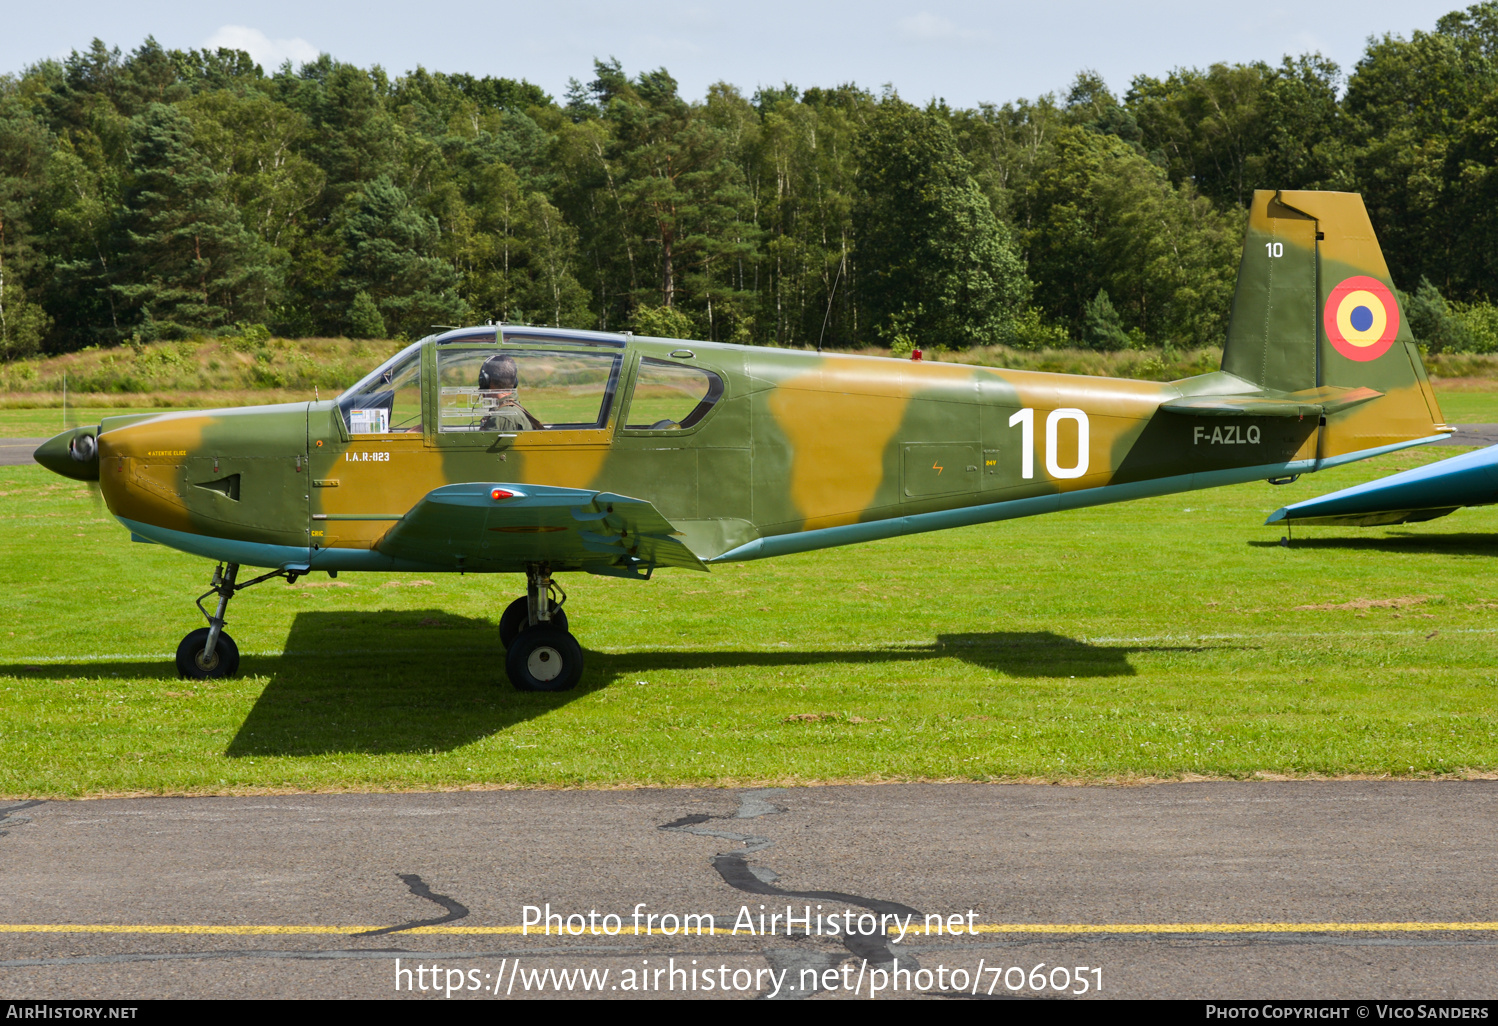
[1264,508,1288,525]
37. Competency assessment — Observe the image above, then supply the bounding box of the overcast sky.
[3,1,1474,107]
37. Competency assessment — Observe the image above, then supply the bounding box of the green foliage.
[1401,277,1477,352]
[341,175,468,339]
[882,308,920,356]
[1000,307,1071,351]
[854,97,1031,348]
[631,304,696,339]
[110,103,276,340]
[0,280,51,358]
[1081,289,1131,351]
[1017,126,1240,348]
[1450,301,1498,353]
[552,63,762,340]
[236,322,271,345]
[346,291,386,340]
[1129,56,1343,209]
[12,14,1498,359]
[441,162,590,328]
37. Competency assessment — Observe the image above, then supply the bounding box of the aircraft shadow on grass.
[1,611,1215,759]
[220,614,1210,757]
[1249,532,1498,556]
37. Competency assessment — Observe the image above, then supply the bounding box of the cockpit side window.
[625,358,724,430]
[436,348,622,432]
[338,342,422,434]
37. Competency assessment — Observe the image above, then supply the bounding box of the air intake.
[194,474,241,501]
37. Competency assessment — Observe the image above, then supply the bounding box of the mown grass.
[1425,380,1498,423]
[1,406,199,439]
[2,338,1216,397]
[2,435,1497,797]
[0,394,321,430]
[0,337,405,399]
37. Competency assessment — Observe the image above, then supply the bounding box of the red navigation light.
[911,348,923,361]
[491,488,515,500]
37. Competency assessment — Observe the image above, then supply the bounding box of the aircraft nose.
[34,426,101,481]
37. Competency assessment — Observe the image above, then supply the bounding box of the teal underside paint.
[117,434,1442,573]
[115,517,449,572]
[708,435,1446,563]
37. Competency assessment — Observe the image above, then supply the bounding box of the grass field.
[0,406,196,438]
[2,425,1497,797]
[1430,384,1498,423]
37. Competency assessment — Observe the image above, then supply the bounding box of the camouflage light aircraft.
[34,189,1451,691]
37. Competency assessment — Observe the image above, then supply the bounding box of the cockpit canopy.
[336,329,724,436]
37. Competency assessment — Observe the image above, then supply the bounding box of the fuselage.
[35,325,1446,574]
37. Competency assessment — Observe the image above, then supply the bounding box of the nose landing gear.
[501,565,584,692]
[175,562,305,680]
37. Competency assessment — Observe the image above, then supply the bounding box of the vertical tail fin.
[1221,189,1448,455]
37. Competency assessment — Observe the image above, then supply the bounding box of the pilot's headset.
[478,354,519,393]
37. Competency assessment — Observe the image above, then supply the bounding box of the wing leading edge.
[1267,444,1498,527]
[374,483,707,577]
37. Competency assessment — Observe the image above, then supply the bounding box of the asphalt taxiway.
[0,439,45,467]
[1,781,1495,1000]
[1432,424,1498,446]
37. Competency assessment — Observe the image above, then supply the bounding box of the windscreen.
[338,341,423,434]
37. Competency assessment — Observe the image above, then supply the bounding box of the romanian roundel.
[1324,275,1400,362]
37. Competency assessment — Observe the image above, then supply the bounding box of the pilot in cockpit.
[477,354,542,431]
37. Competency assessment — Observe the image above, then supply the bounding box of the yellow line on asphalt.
[963,922,1498,935]
[1,922,1497,937]
[0,925,387,935]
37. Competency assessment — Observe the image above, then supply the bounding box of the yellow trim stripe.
[0,921,1495,937]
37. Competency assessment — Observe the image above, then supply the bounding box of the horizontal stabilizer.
[1162,386,1383,419]
[375,482,707,574]
[1268,443,1498,525]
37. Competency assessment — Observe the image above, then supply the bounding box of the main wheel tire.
[498,596,568,648]
[175,627,240,680]
[505,627,584,692]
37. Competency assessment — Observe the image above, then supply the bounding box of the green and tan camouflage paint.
[34,190,1449,577]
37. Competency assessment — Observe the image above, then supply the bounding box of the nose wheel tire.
[175,627,240,680]
[505,627,583,692]
[498,595,567,648]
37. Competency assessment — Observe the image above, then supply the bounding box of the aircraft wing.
[373,483,708,576]
[1267,444,1498,527]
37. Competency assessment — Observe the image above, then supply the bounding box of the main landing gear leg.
[502,564,583,693]
[175,562,304,680]
[498,567,568,647]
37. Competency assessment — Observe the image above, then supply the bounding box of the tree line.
[7,3,1498,360]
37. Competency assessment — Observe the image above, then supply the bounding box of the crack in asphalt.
[660,788,923,998]
[356,873,470,937]
[0,800,43,837]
